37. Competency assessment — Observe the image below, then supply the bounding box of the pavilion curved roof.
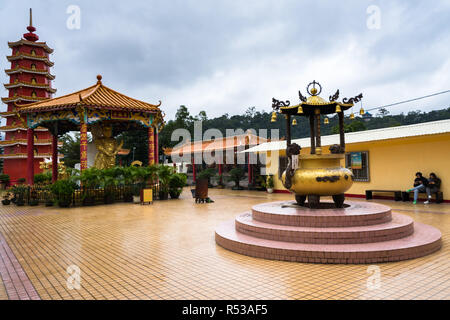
[18,75,162,114]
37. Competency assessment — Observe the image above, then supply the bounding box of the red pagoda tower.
[1,9,56,184]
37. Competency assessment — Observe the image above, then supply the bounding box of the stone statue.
[92,124,123,169]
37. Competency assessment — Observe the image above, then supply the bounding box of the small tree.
[228,167,245,190]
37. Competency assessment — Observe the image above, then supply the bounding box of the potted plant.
[2,192,12,205]
[157,164,174,200]
[120,167,134,202]
[0,174,10,189]
[78,167,101,206]
[216,174,225,189]
[17,177,26,185]
[44,186,54,207]
[195,168,216,200]
[169,173,187,199]
[266,175,274,194]
[228,167,245,190]
[101,167,120,204]
[11,184,28,206]
[255,175,267,191]
[29,188,39,206]
[50,179,76,207]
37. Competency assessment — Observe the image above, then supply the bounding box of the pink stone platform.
[215,201,442,264]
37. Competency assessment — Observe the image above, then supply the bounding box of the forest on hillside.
[117,106,450,166]
[45,106,450,168]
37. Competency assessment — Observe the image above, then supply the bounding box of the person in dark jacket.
[406,172,428,204]
[424,173,441,204]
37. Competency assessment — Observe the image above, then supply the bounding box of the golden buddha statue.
[92,124,123,169]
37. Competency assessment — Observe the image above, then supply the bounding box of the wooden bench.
[365,190,402,201]
[401,190,443,203]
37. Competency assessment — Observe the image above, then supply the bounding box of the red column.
[148,127,155,165]
[154,129,159,164]
[248,153,252,184]
[52,134,58,182]
[26,128,35,185]
[192,155,196,182]
[80,123,88,171]
[218,163,223,185]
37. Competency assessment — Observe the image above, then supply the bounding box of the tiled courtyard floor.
[0,188,448,300]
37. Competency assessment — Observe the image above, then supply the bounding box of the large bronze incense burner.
[272,81,363,208]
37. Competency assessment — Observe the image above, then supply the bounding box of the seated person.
[424,173,441,204]
[406,172,429,204]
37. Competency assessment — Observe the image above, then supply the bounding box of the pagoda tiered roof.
[7,52,54,66]
[2,95,48,104]
[0,139,63,147]
[4,80,56,93]
[8,39,53,54]
[0,152,63,159]
[0,124,48,132]
[5,66,55,79]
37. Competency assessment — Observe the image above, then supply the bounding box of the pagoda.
[1,9,57,183]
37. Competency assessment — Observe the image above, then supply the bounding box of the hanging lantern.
[350,112,355,120]
[335,105,341,113]
[292,118,298,126]
[297,106,303,114]
[359,107,365,115]
[271,112,277,122]
[324,117,329,124]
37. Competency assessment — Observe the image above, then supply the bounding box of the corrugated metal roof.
[243,119,450,153]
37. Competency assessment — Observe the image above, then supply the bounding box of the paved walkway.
[0,188,448,300]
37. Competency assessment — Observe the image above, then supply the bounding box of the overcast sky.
[1,0,449,120]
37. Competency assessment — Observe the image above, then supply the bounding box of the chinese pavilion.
[1,9,57,183]
[18,74,164,184]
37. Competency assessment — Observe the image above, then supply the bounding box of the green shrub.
[50,179,77,207]
[34,172,52,185]
[228,167,245,189]
[0,174,10,183]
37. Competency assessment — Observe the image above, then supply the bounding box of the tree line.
[57,106,450,167]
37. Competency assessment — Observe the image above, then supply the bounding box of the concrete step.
[235,212,414,244]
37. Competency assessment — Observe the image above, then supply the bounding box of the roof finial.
[97,74,102,84]
[24,8,38,41]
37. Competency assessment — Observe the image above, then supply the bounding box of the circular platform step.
[216,220,442,264]
[251,201,392,227]
[235,212,414,244]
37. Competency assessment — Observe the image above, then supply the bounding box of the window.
[345,151,370,182]
[278,156,288,179]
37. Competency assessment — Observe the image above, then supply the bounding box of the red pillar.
[80,123,88,171]
[218,163,223,185]
[52,134,58,182]
[154,129,159,164]
[26,128,35,185]
[192,155,196,182]
[148,127,155,165]
[248,152,252,184]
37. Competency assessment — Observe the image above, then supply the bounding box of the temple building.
[0,10,57,183]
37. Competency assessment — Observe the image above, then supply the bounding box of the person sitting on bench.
[406,172,428,204]
[424,173,441,204]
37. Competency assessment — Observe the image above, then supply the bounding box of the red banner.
[80,123,88,170]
